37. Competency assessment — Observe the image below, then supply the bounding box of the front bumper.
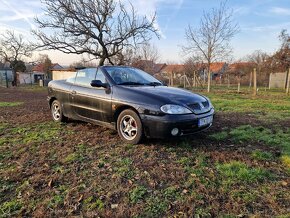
[140,108,215,138]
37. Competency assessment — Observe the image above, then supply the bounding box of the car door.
[70,68,112,122]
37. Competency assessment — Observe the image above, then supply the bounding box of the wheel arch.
[113,105,140,127]
[49,97,57,108]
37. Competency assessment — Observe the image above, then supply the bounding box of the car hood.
[120,85,207,105]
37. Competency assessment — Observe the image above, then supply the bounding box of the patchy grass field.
[0,86,289,217]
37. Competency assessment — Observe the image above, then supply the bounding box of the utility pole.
[253,68,257,96]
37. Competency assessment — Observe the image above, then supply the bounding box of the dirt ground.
[0,87,289,217]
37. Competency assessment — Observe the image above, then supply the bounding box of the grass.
[0,199,22,217]
[202,90,290,120]
[0,122,69,146]
[129,186,148,204]
[0,86,289,217]
[84,197,104,210]
[210,125,290,169]
[251,150,274,161]
[216,161,273,185]
[0,102,23,107]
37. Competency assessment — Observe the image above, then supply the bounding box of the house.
[159,64,185,85]
[15,63,64,85]
[227,62,255,85]
[32,63,63,82]
[51,68,77,80]
[160,64,185,78]
[209,62,228,81]
[132,60,166,75]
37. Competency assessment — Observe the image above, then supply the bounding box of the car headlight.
[160,104,192,114]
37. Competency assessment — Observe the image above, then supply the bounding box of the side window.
[95,69,106,83]
[74,68,97,87]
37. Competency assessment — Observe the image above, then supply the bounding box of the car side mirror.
[91,80,108,88]
[162,81,168,86]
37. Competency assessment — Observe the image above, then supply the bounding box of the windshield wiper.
[146,82,163,86]
[118,82,145,86]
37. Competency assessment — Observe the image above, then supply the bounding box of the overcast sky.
[0,0,290,65]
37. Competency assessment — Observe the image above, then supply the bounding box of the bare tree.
[138,43,160,63]
[247,50,270,86]
[69,57,99,68]
[182,1,238,92]
[38,54,53,79]
[33,0,159,66]
[247,50,269,72]
[0,30,32,84]
[271,29,290,71]
[130,43,161,74]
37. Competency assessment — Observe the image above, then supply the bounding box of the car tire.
[117,109,143,144]
[51,100,67,122]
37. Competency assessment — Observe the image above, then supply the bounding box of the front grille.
[187,101,210,114]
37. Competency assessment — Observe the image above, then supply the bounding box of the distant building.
[15,63,64,85]
[0,67,14,87]
[209,62,228,81]
[51,68,77,80]
[132,60,166,75]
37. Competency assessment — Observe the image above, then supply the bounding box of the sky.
[0,0,290,65]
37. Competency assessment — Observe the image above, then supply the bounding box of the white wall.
[52,71,76,80]
[269,72,287,89]
[18,72,33,84]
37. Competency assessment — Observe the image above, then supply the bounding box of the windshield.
[103,66,163,86]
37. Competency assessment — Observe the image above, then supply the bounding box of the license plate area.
[198,115,213,127]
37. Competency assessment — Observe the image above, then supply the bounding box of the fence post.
[268,73,272,89]
[249,71,252,88]
[286,68,290,95]
[253,68,257,96]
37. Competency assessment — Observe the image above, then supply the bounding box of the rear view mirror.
[91,80,108,88]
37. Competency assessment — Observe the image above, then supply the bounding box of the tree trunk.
[99,58,105,66]
[249,71,252,88]
[253,68,257,96]
[207,65,211,92]
[286,68,290,95]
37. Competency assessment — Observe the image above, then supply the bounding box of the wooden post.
[268,73,272,89]
[207,71,211,93]
[227,74,230,88]
[286,68,290,95]
[253,68,257,96]
[249,71,252,88]
[184,72,186,88]
[237,76,240,93]
[193,71,196,87]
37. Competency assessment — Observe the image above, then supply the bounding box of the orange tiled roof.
[163,64,185,73]
[32,63,62,72]
[209,62,225,72]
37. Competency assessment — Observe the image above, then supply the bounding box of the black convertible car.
[48,66,214,144]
